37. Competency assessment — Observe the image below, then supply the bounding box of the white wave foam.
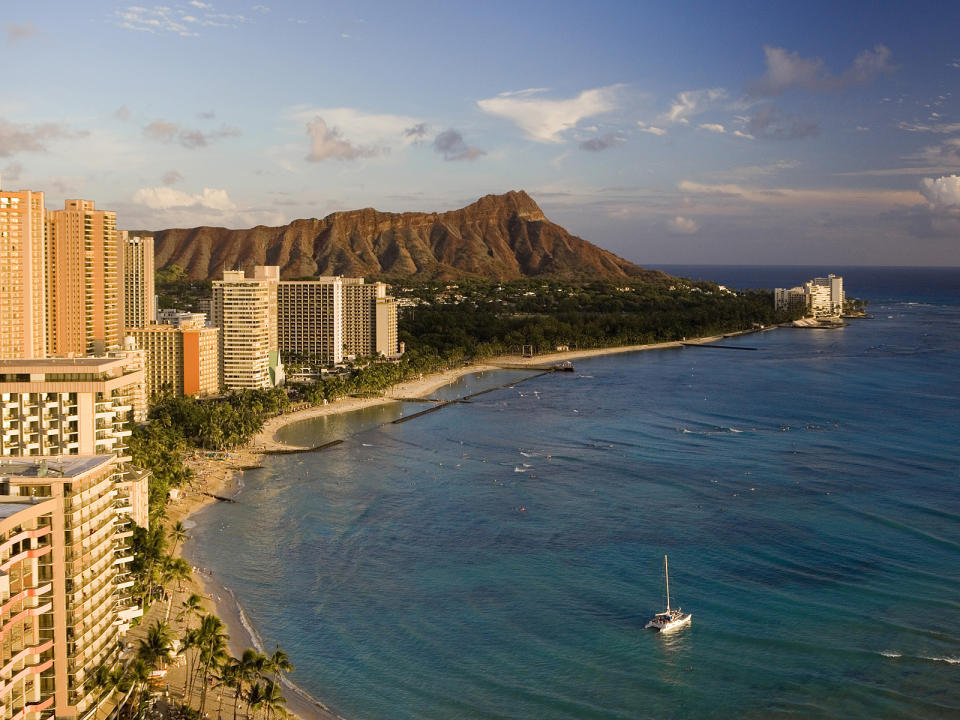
[514,466,528,473]
[226,587,265,653]
[878,650,959,664]
[923,655,960,664]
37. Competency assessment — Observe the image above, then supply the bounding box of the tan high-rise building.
[121,232,155,330]
[0,455,141,720]
[277,278,344,365]
[340,279,401,359]
[211,267,282,389]
[46,200,121,356]
[129,325,220,398]
[340,278,380,358]
[0,189,47,359]
[375,295,400,358]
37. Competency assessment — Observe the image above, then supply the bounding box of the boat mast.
[664,554,671,612]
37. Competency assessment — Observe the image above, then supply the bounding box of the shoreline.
[252,334,729,450]
[171,332,732,719]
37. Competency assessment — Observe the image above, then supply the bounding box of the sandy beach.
[166,334,730,719]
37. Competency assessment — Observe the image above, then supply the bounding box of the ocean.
[187,266,960,719]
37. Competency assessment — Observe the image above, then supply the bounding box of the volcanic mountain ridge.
[151,190,664,283]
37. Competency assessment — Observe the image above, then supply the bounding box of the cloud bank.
[132,186,235,211]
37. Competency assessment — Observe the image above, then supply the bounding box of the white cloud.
[898,120,960,134]
[132,186,235,211]
[732,130,754,139]
[662,88,727,124]
[637,122,667,136]
[699,123,726,133]
[667,216,699,234]
[920,175,960,210]
[477,85,621,143]
[116,3,247,36]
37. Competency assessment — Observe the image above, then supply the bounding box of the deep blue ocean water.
[189,267,960,719]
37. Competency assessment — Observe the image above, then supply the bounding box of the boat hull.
[644,613,692,632]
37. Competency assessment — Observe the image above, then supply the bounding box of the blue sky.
[2,0,959,265]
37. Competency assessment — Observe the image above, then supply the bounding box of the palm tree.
[137,619,173,673]
[196,614,229,715]
[267,648,293,687]
[228,649,259,720]
[245,682,265,720]
[179,592,204,629]
[127,659,151,716]
[259,680,286,720]
[169,520,188,554]
[181,627,201,699]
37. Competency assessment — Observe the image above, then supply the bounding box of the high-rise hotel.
[0,189,47,360]
[211,267,283,390]
[45,201,121,357]
[277,276,400,365]
[121,231,155,331]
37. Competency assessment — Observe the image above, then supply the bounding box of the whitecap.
[514,466,528,473]
[922,655,960,664]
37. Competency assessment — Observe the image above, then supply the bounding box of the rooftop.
[0,357,126,371]
[0,501,42,519]
[0,456,114,479]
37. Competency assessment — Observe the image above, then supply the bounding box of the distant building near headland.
[775,274,845,318]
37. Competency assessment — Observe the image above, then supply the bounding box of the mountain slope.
[151,190,663,282]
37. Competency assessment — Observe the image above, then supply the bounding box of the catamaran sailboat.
[644,555,692,632]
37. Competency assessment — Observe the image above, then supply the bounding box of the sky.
[2,0,959,266]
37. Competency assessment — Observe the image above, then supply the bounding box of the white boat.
[644,555,692,632]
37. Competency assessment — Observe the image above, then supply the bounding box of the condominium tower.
[211,267,283,390]
[0,455,141,720]
[121,231,155,330]
[277,278,344,364]
[340,279,400,358]
[0,188,46,359]
[45,200,121,356]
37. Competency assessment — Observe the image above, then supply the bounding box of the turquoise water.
[189,269,960,719]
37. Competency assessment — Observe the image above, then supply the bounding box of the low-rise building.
[156,309,207,328]
[128,325,220,399]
